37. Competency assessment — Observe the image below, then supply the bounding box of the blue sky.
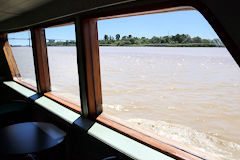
[98,10,218,40]
[8,10,219,45]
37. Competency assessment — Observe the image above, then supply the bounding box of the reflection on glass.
[8,31,37,87]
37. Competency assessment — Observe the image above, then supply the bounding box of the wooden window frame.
[44,92,81,113]
[13,77,37,91]
[31,27,51,94]
[91,5,223,160]
[0,33,37,92]
[35,24,82,113]
[1,26,82,113]
[75,18,102,119]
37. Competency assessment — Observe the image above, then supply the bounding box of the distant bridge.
[8,38,75,46]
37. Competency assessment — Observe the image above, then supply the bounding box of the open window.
[97,8,240,160]
[7,30,37,90]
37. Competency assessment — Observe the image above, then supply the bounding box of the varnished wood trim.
[1,33,37,91]
[44,92,81,113]
[88,19,102,114]
[75,18,102,119]
[97,113,221,160]
[75,18,89,116]
[0,33,21,78]
[31,28,51,93]
[13,77,37,92]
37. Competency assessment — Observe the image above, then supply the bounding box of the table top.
[0,122,66,155]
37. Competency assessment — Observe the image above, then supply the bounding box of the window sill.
[35,96,80,124]
[13,77,37,92]
[3,81,80,124]
[4,81,36,98]
[44,92,81,113]
[13,77,81,113]
[74,116,175,160]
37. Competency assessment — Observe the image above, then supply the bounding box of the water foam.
[103,104,129,111]
[128,118,240,160]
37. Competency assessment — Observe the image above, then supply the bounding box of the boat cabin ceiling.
[0,0,239,160]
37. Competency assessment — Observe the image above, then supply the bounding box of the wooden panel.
[88,19,102,114]
[75,18,102,119]
[31,28,51,93]
[75,18,89,116]
[0,33,21,78]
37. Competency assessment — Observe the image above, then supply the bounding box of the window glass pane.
[45,24,80,107]
[98,10,240,160]
[8,31,37,87]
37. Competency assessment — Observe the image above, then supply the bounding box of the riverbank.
[99,43,224,47]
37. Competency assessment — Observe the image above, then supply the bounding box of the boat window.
[8,30,37,88]
[98,9,240,160]
[45,24,81,109]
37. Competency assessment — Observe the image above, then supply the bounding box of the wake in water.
[128,118,240,160]
[103,103,240,159]
[100,47,240,160]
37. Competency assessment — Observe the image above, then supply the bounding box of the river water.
[12,47,240,160]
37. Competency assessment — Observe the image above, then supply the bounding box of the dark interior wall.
[33,103,133,160]
[200,0,240,48]
[0,0,133,32]
[0,47,12,81]
[0,85,132,160]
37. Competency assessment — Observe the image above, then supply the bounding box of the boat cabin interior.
[0,0,239,159]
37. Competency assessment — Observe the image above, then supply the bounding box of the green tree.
[192,36,202,43]
[140,37,148,44]
[129,38,135,44]
[182,34,192,43]
[104,34,109,41]
[116,34,120,41]
[162,36,171,43]
[109,36,115,42]
[150,36,160,44]
[122,36,127,40]
[202,39,211,43]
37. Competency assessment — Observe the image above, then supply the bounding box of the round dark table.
[0,122,66,157]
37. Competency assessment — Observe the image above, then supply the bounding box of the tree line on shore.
[46,34,224,47]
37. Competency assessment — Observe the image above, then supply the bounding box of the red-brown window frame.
[0,32,37,92]
[35,24,82,113]
[0,25,82,113]
[91,4,232,160]
[95,8,206,160]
